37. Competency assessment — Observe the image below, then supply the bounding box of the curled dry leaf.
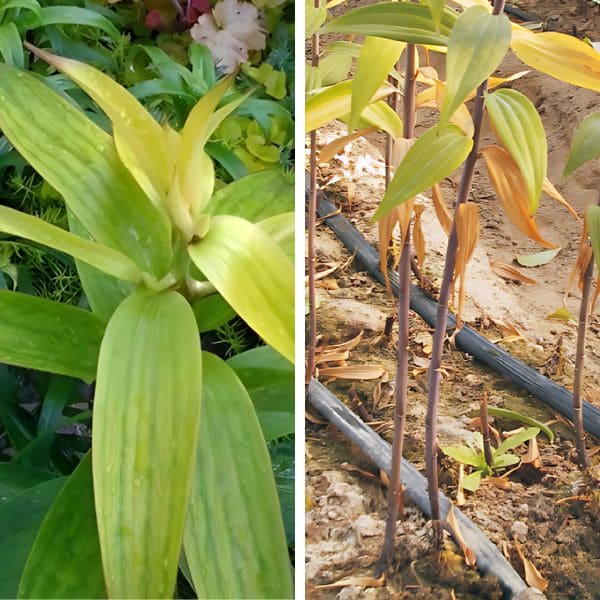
[445,503,477,567]
[481,146,556,249]
[542,177,578,220]
[315,349,350,365]
[432,183,453,235]
[482,476,511,490]
[318,128,375,163]
[318,365,387,380]
[413,204,426,273]
[456,464,466,506]
[452,203,479,326]
[490,260,538,285]
[524,436,541,468]
[314,574,385,590]
[316,331,364,353]
[513,538,549,592]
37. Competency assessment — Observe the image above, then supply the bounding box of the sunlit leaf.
[351,101,403,138]
[320,52,353,87]
[435,81,474,137]
[486,89,546,213]
[0,23,24,68]
[440,7,511,123]
[547,307,576,323]
[442,445,483,468]
[516,247,561,267]
[481,146,556,248]
[461,470,481,492]
[350,37,405,131]
[257,212,294,260]
[184,353,293,599]
[495,427,539,455]
[373,123,472,222]
[18,453,105,599]
[322,2,458,46]
[510,26,600,92]
[542,177,578,219]
[93,290,202,598]
[563,112,600,181]
[188,216,293,363]
[426,0,446,31]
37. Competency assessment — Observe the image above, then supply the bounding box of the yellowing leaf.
[481,146,556,249]
[373,123,472,222]
[516,247,561,267]
[319,128,375,163]
[547,307,576,322]
[306,79,395,132]
[490,260,538,285]
[354,101,403,138]
[510,26,600,92]
[431,184,452,235]
[453,203,479,325]
[435,80,474,137]
[441,7,511,123]
[542,177,578,219]
[563,112,600,181]
[350,36,405,131]
[485,88,547,214]
[413,204,426,272]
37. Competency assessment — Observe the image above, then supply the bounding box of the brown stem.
[573,214,596,468]
[480,390,494,467]
[425,0,506,546]
[306,27,320,388]
[377,43,416,573]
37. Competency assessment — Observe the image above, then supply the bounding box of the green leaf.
[563,112,600,181]
[441,7,511,123]
[0,206,146,283]
[442,445,484,468]
[373,123,472,222]
[426,0,446,32]
[269,438,294,545]
[18,453,105,599]
[188,216,294,363]
[461,470,481,492]
[36,377,73,435]
[494,427,539,455]
[204,169,293,222]
[349,100,403,139]
[320,52,353,87]
[0,22,24,68]
[0,463,56,504]
[227,346,294,441]
[587,205,600,274]
[0,64,173,279]
[516,247,561,268]
[322,2,457,45]
[257,212,294,260]
[191,293,236,333]
[485,88,547,214]
[492,453,521,468]
[306,0,326,39]
[487,407,554,442]
[19,6,121,41]
[93,290,202,599]
[184,352,293,599]
[306,79,395,132]
[0,291,104,381]
[350,36,405,131]
[0,478,66,599]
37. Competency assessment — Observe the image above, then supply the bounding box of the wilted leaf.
[315,574,385,590]
[316,331,364,353]
[446,503,477,567]
[413,204,426,272]
[513,538,549,592]
[481,146,556,248]
[431,184,453,235]
[523,436,541,468]
[374,123,472,222]
[510,26,600,93]
[490,261,538,284]
[516,247,561,267]
[547,307,576,323]
[318,365,386,380]
[485,89,547,214]
[586,205,600,274]
[319,128,375,163]
[453,203,479,325]
[542,178,578,219]
[441,7,511,124]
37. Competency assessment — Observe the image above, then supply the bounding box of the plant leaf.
[227,346,294,441]
[516,247,561,267]
[322,2,457,46]
[0,463,57,504]
[184,352,293,599]
[350,36,405,131]
[453,203,479,325]
[305,0,326,39]
[492,453,521,468]
[188,216,293,363]
[490,260,538,285]
[93,290,202,599]
[373,123,472,222]
[0,478,66,599]
[510,26,600,93]
[495,427,540,455]
[481,145,556,248]
[514,538,549,592]
[442,445,484,468]
[351,100,403,138]
[485,89,546,213]
[586,205,600,274]
[0,291,103,381]
[191,293,236,333]
[257,212,294,260]
[563,112,600,181]
[461,470,482,492]
[0,64,172,278]
[0,23,24,68]
[0,206,145,283]
[440,7,511,124]
[18,453,105,599]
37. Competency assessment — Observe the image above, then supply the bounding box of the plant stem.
[306,23,320,388]
[425,0,506,546]
[572,213,596,468]
[377,43,416,573]
[480,390,494,467]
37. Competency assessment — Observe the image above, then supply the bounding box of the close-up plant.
[0,0,295,596]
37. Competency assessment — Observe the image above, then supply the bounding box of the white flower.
[190,0,266,73]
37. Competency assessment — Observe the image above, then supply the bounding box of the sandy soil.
[306,2,600,598]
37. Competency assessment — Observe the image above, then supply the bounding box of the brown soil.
[306,2,600,598]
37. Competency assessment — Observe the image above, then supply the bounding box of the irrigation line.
[316,194,600,439]
[308,379,546,600]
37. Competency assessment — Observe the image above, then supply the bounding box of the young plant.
[0,50,293,599]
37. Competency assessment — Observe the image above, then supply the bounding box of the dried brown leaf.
[432,183,453,235]
[319,128,375,163]
[481,146,556,249]
[445,503,477,567]
[316,331,363,353]
[314,574,385,590]
[413,203,426,273]
[524,436,541,468]
[542,177,579,220]
[490,260,538,285]
[514,538,549,592]
[318,365,386,380]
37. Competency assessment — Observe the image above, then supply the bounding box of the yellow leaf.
[318,128,375,163]
[511,26,600,92]
[435,80,474,137]
[481,146,556,248]
[547,307,577,322]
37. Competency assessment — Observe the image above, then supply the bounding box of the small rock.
[516,503,530,518]
[511,520,529,540]
[353,513,384,537]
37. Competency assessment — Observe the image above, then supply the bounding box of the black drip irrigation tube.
[317,195,600,439]
[308,379,545,600]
